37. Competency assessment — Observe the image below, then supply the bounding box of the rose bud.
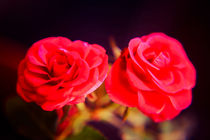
[105,33,196,122]
[17,37,108,111]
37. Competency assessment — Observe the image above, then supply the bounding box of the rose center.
[145,51,170,68]
[50,52,71,77]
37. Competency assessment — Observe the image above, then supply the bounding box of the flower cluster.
[17,33,196,122]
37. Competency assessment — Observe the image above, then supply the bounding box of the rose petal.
[18,59,26,75]
[149,99,180,122]
[28,55,45,66]
[24,69,49,87]
[92,44,106,54]
[26,44,47,67]
[128,37,141,49]
[136,43,160,71]
[64,62,78,80]
[105,58,138,107]
[147,69,185,93]
[38,45,48,64]
[169,89,192,110]
[44,87,73,101]
[68,40,90,58]
[18,75,33,92]
[16,83,32,102]
[71,68,99,97]
[137,91,166,114]
[34,37,72,49]
[85,47,103,69]
[68,96,86,105]
[98,55,109,81]
[126,59,152,91]
[36,84,58,96]
[27,62,48,75]
[179,61,196,89]
[28,37,71,67]
[41,98,70,111]
[128,38,145,72]
[63,59,90,87]
[17,82,45,104]
[145,33,194,74]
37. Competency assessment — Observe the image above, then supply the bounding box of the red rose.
[17,37,108,111]
[105,33,196,122]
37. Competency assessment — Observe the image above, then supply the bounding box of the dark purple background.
[0,0,209,139]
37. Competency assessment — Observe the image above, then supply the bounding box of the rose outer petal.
[41,97,71,111]
[34,37,72,50]
[105,57,138,107]
[92,44,106,54]
[149,99,181,122]
[128,38,145,73]
[26,62,48,75]
[38,45,48,64]
[16,83,32,102]
[68,96,86,105]
[85,47,103,69]
[68,40,90,59]
[17,82,45,104]
[137,91,166,114]
[98,55,109,81]
[179,61,196,89]
[28,55,46,66]
[169,89,192,110]
[24,68,49,87]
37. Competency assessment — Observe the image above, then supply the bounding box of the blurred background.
[0,0,209,139]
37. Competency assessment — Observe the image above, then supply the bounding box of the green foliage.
[66,126,106,140]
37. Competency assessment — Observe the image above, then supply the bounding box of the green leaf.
[66,126,106,140]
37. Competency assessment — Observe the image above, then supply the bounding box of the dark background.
[0,0,209,139]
